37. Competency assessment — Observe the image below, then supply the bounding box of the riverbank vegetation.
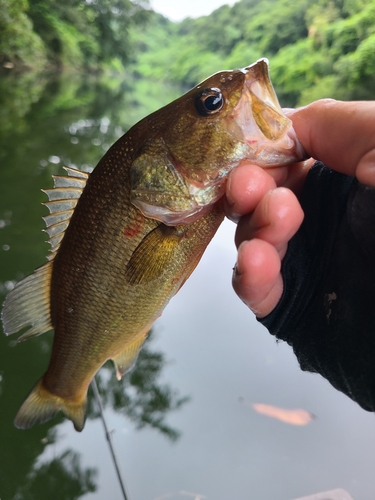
[129,0,375,105]
[1,0,375,105]
[0,0,149,72]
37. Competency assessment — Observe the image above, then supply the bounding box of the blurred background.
[1,1,375,499]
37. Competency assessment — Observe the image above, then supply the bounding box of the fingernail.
[226,212,241,224]
[232,262,242,279]
[224,187,241,222]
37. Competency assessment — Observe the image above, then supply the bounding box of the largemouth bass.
[1,59,304,431]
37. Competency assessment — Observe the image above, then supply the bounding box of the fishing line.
[91,377,130,500]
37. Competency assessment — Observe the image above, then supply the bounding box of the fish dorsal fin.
[1,167,89,342]
[1,262,53,341]
[112,331,149,380]
[42,166,89,260]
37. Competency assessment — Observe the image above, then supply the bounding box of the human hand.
[226,99,375,317]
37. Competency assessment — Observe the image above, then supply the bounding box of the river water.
[0,70,374,500]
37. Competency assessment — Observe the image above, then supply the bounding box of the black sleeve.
[259,161,375,411]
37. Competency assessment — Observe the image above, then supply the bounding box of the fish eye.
[195,88,224,116]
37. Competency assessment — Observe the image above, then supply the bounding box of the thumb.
[287,99,375,187]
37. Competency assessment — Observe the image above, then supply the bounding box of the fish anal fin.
[112,331,149,380]
[125,225,182,285]
[15,379,87,432]
[2,262,53,339]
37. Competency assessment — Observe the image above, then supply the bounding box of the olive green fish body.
[47,167,224,402]
[1,59,305,431]
[46,120,225,397]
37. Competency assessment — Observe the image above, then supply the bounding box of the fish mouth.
[229,58,306,165]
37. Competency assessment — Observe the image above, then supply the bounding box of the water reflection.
[153,492,206,500]
[0,71,48,138]
[90,333,190,441]
[13,450,97,500]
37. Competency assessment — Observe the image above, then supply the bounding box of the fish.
[1,58,305,432]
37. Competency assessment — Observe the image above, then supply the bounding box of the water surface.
[0,71,374,500]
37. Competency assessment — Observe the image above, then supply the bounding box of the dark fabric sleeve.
[259,161,375,411]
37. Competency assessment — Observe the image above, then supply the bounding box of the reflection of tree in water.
[13,450,97,500]
[0,332,188,500]
[88,332,190,441]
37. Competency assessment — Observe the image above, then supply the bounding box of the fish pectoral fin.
[112,331,149,380]
[125,224,182,285]
[15,378,87,432]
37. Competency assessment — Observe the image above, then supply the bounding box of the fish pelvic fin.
[15,379,87,432]
[1,262,53,341]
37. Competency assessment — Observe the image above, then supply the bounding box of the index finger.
[289,99,375,186]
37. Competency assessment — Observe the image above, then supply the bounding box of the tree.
[0,0,150,71]
[0,0,47,70]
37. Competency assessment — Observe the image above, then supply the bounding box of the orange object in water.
[252,403,315,426]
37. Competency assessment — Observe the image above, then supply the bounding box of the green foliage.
[323,2,375,57]
[167,42,224,87]
[0,0,47,70]
[181,4,242,55]
[0,0,150,72]
[334,33,375,99]
[2,0,375,104]
[131,0,375,105]
[271,39,330,105]
[244,0,309,54]
[222,41,262,71]
[43,11,97,68]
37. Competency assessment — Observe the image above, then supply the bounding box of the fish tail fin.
[15,379,87,432]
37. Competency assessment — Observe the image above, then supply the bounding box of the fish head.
[130,58,305,225]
